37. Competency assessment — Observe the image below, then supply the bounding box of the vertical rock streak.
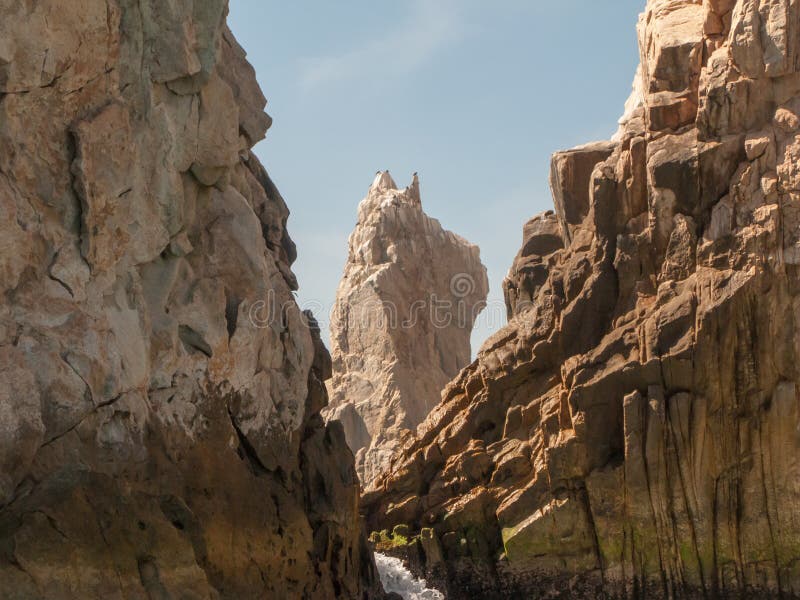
[365,1,800,598]
[0,2,382,598]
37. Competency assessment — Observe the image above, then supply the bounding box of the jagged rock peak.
[365,0,800,598]
[0,2,384,598]
[326,171,489,487]
[408,172,422,203]
[371,169,398,192]
[361,171,423,219]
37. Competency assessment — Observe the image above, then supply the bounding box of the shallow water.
[375,553,445,599]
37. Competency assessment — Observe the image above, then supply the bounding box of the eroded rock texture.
[365,1,800,598]
[0,2,382,598]
[326,172,488,486]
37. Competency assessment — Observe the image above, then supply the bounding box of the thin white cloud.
[298,0,464,90]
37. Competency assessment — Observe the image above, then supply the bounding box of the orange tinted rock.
[365,1,800,598]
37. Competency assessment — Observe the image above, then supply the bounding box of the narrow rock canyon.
[3,0,800,599]
[0,2,383,598]
[326,172,488,486]
[365,0,800,598]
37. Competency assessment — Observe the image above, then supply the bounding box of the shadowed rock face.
[364,1,800,598]
[326,172,488,487]
[0,2,383,598]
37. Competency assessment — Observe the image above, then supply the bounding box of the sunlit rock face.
[364,1,800,598]
[326,172,488,487]
[0,2,384,598]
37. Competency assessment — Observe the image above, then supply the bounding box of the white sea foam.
[375,553,445,599]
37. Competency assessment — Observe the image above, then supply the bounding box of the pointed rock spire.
[407,172,421,205]
[370,170,397,193]
[327,170,488,486]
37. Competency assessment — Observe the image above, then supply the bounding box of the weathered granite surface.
[0,2,383,598]
[365,1,800,597]
[326,172,488,486]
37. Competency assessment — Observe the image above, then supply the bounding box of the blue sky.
[228,0,643,351]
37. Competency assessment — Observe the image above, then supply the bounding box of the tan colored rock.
[729,0,800,78]
[549,142,616,244]
[745,127,775,158]
[365,1,800,598]
[638,0,705,131]
[0,3,384,599]
[327,172,488,486]
[503,211,564,317]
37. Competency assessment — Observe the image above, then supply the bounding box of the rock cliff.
[365,0,800,598]
[327,172,488,486]
[0,2,382,598]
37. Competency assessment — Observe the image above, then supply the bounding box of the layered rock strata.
[327,172,488,486]
[365,1,800,598]
[0,2,382,598]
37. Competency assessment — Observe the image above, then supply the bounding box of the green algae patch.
[369,525,416,552]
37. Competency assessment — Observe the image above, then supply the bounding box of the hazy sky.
[228,1,642,351]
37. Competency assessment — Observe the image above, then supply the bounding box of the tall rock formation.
[326,172,488,486]
[365,1,800,598]
[0,2,383,598]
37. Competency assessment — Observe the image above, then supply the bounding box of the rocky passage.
[326,172,488,486]
[0,2,382,598]
[364,0,800,598]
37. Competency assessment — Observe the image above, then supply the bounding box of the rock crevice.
[0,2,383,598]
[365,1,800,598]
